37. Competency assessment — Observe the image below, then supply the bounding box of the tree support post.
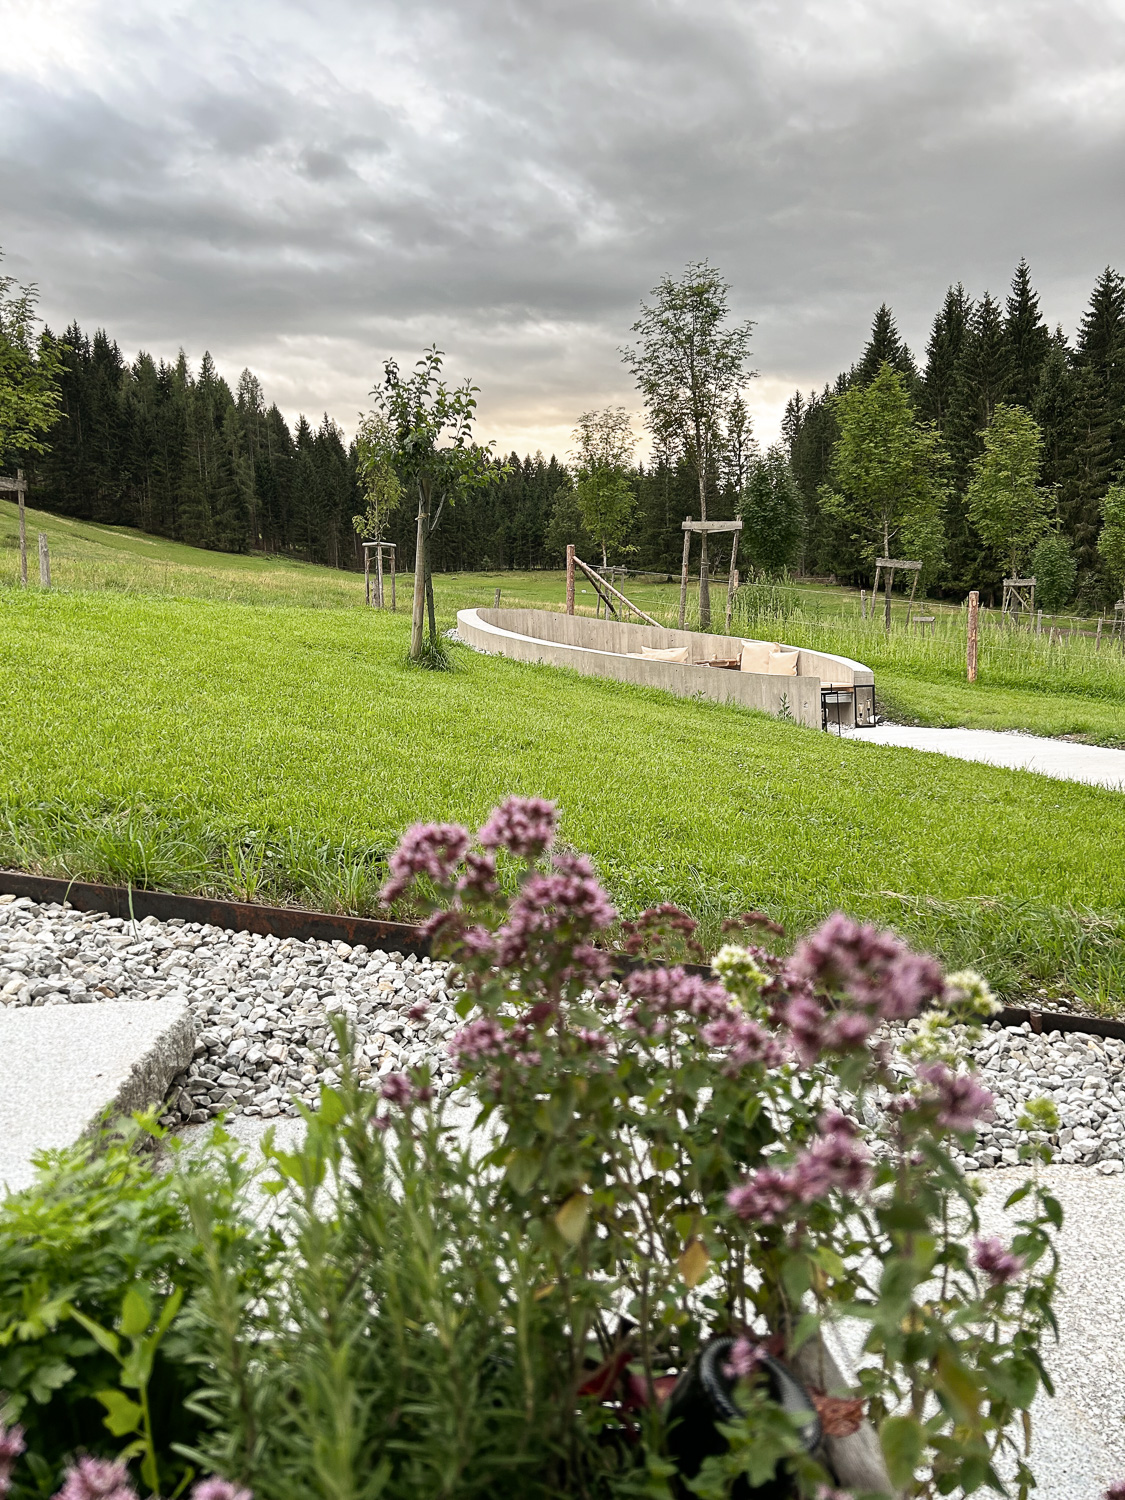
[38,533,49,588]
[17,469,26,587]
[725,529,739,633]
[410,487,428,659]
[566,545,575,614]
[678,521,691,630]
[967,590,979,683]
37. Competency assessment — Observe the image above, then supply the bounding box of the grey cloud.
[2,0,1125,449]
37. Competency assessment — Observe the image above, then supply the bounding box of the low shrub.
[0,798,1067,1499]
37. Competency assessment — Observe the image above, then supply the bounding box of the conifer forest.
[17,258,1125,608]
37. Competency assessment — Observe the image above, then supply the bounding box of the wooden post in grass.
[17,470,26,586]
[494,587,501,609]
[390,545,396,612]
[38,533,49,588]
[375,543,385,608]
[364,545,371,606]
[725,568,738,633]
[1037,608,1043,637]
[566,544,575,614]
[678,520,691,630]
[1097,615,1104,651]
[967,590,979,682]
[860,588,866,620]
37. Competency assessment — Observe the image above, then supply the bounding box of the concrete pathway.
[842,723,1125,790]
[0,998,193,1194]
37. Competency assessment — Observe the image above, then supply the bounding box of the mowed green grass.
[6,497,1123,743]
[3,583,1125,1008]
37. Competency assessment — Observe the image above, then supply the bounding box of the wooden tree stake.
[38,533,50,588]
[967,590,979,682]
[375,543,385,607]
[566,545,575,614]
[678,521,691,630]
[18,469,27,587]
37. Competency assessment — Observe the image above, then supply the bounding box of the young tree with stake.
[0,250,62,465]
[823,363,946,574]
[966,403,1051,578]
[370,348,502,661]
[570,407,636,567]
[622,262,754,628]
[1099,483,1125,607]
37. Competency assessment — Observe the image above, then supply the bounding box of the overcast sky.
[3,0,1125,457]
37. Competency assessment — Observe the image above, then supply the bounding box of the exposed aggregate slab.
[2,894,1123,1166]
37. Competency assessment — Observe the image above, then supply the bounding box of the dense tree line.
[785,261,1125,608]
[16,319,737,576]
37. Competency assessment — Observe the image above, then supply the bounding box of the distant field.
[2,576,1125,1009]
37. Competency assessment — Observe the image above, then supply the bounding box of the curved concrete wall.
[456,607,873,729]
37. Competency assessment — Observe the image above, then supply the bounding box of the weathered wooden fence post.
[967,589,979,682]
[678,520,691,630]
[566,545,575,614]
[38,533,50,588]
[18,469,27,587]
[493,587,501,609]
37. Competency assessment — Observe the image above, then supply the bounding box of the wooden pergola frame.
[872,556,922,632]
[679,518,742,632]
[362,540,396,610]
[1002,576,1036,622]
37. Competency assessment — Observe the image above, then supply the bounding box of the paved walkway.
[841,723,1125,790]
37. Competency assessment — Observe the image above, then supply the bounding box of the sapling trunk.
[410,477,431,659]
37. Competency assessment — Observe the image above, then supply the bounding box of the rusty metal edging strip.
[2,867,1124,1043]
[0,869,430,956]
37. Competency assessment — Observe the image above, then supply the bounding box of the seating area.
[456,608,876,730]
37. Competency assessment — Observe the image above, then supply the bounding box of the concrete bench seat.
[456,608,874,730]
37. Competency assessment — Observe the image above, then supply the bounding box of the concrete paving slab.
[842,723,1125,790]
[0,998,194,1194]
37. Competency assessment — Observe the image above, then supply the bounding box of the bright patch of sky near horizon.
[3,0,1125,459]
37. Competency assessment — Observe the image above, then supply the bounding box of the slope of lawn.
[6,497,1123,743]
[3,584,1125,1009]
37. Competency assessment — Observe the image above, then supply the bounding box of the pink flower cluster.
[494,853,617,966]
[53,1459,137,1500]
[448,1015,507,1069]
[625,965,731,1030]
[380,822,471,903]
[0,1424,24,1500]
[478,797,558,860]
[973,1236,1026,1286]
[722,1335,766,1380]
[787,912,944,1021]
[1104,1484,1125,1500]
[915,1062,994,1134]
[701,1012,786,1072]
[379,1071,431,1108]
[727,1113,871,1224]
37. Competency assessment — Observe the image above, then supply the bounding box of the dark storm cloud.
[3,0,1125,449]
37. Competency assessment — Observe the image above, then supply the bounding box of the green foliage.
[0,252,63,465]
[966,404,1051,577]
[0,1115,265,1495]
[352,413,403,542]
[570,408,636,566]
[1098,483,1125,599]
[739,445,802,574]
[1031,533,1077,611]
[824,363,947,573]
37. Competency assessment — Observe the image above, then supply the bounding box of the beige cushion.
[641,644,690,663]
[768,649,799,676]
[739,639,777,674]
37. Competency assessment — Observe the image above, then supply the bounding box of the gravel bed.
[0,897,463,1126]
[2,895,1124,1164]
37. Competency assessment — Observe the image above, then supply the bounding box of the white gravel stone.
[0,899,464,1127]
[3,897,1124,1163]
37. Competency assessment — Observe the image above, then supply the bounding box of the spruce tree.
[1004,259,1051,410]
[855,304,918,388]
[921,284,972,432]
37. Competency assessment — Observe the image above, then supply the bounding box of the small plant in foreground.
[369,796,1061,1498]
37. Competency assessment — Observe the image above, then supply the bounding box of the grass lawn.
[3,573,1125,1009]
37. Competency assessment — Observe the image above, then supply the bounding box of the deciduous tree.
[622,261,754,627]
[570,406,636,567]
[965,403,1051,577]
